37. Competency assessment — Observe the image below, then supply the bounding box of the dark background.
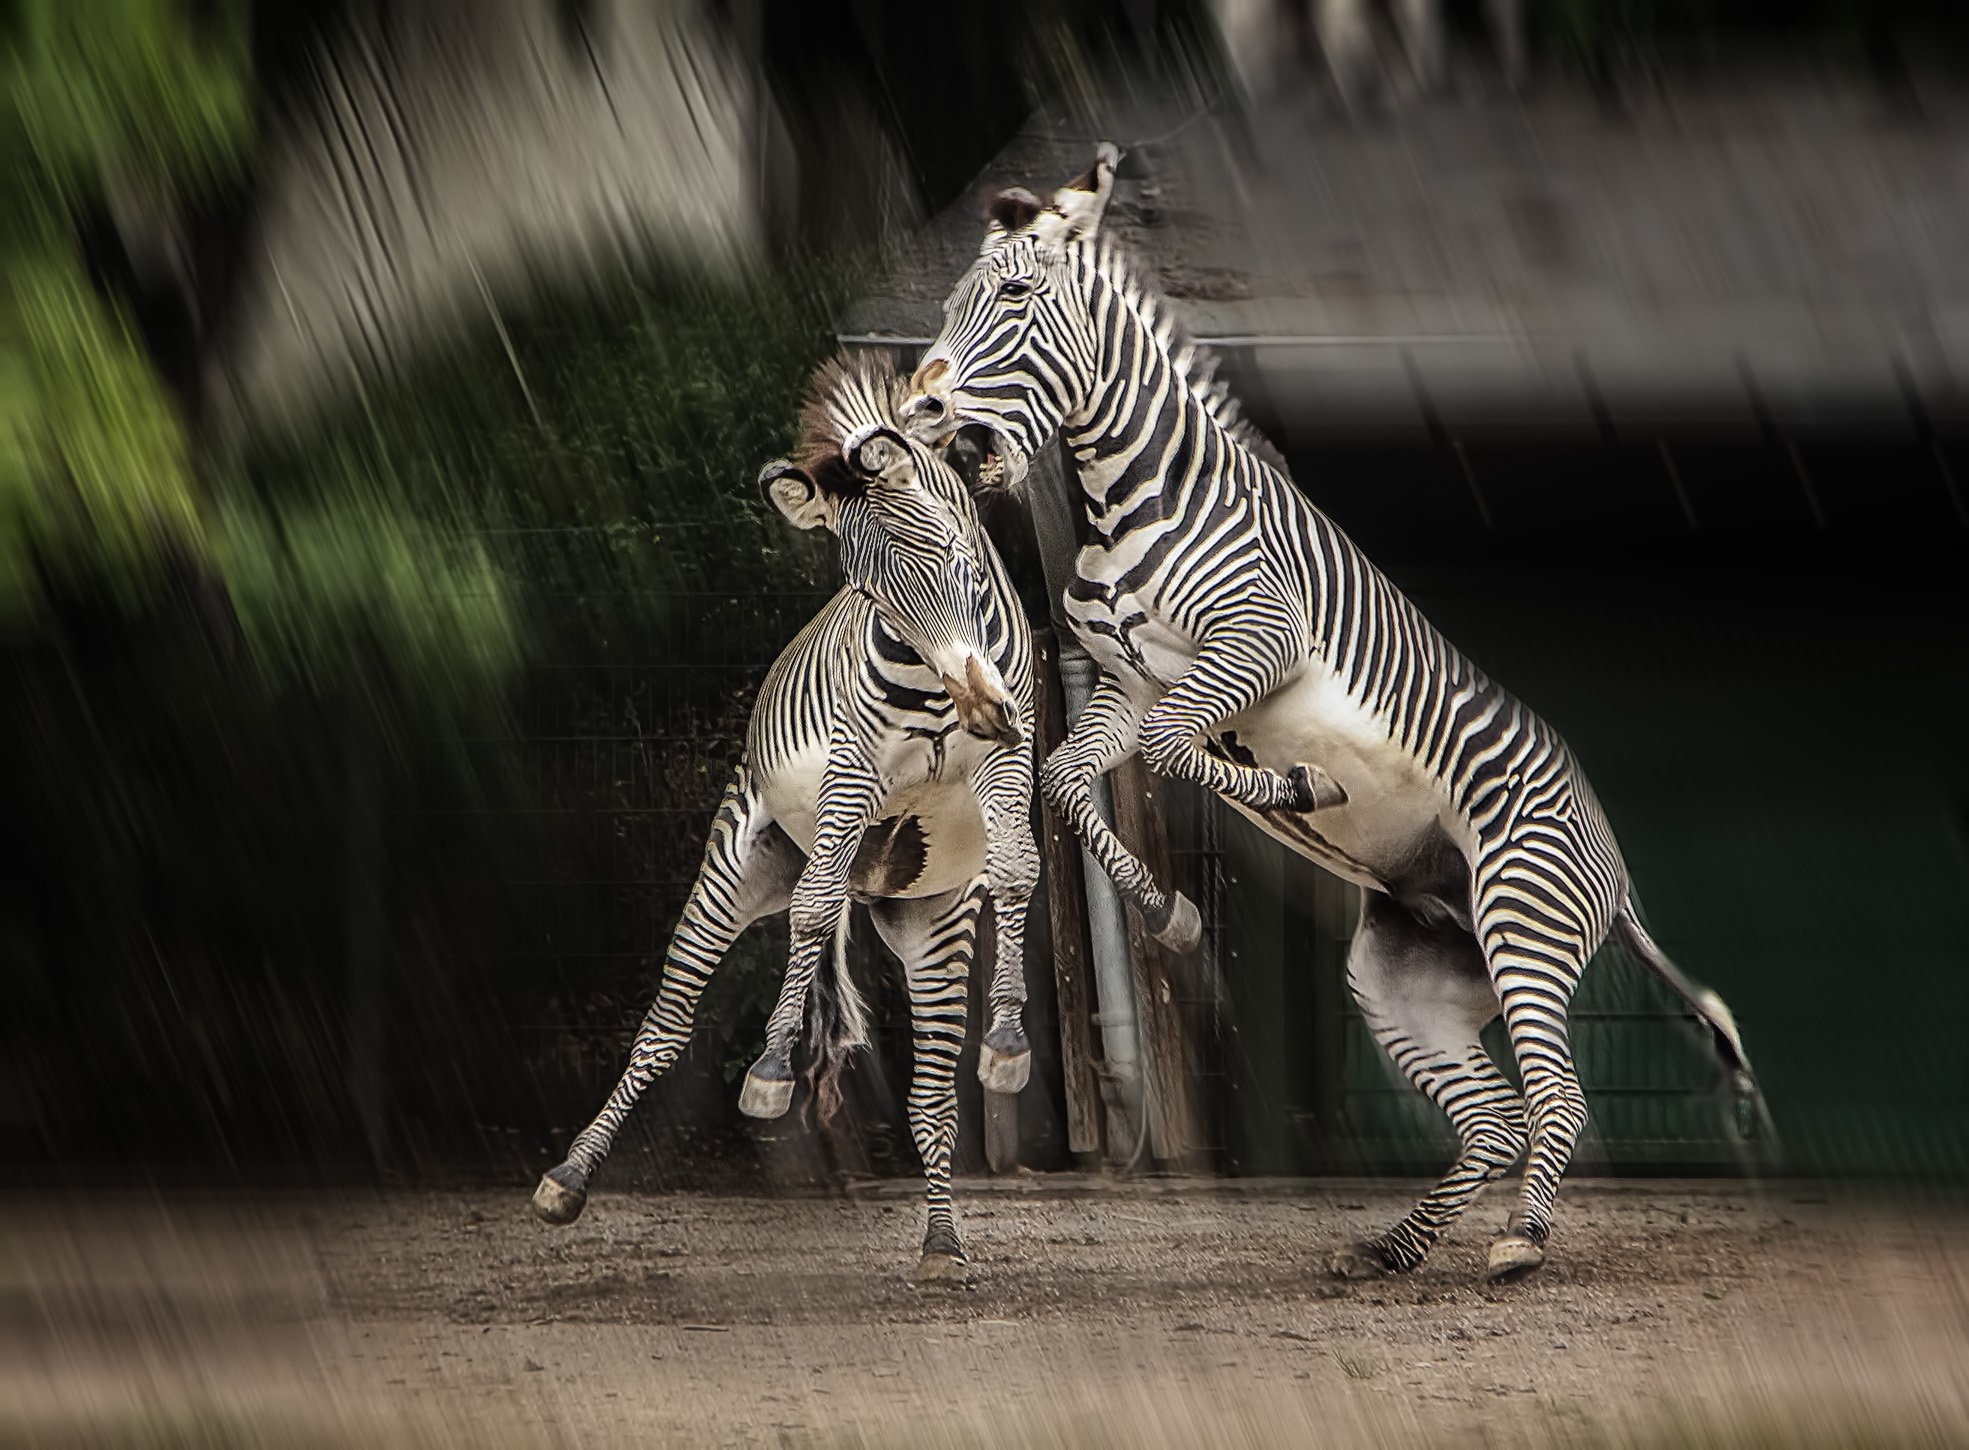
[6,0,1967,1191]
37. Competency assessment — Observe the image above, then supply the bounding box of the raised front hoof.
[1145,892,1203,954]
[977,1031,1032,1096]
[738,1056,795,1119]
[912,1251,973,1287]
[531,1163,588,1226]
[1286,763,1348,813]
[1328,1239,1398,1281]
[1485,1233,1546,1284]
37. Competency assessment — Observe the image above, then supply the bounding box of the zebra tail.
[803,895,870,1126]
[1614,898,1776,1138]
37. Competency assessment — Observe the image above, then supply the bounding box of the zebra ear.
[845,425,910,482]
[760,460,829,531]
[1049,142,1120,240]
[986,187,1044,237]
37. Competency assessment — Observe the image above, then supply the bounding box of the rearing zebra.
[900,146,1762,1283]
[532,353,1037,1283]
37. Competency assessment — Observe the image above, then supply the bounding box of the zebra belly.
[864,781,988,898]
[1065,597,1466,889]
[1218,668,1468,892]
[758,758,986,900]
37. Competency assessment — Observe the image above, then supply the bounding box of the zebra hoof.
[977,1029,1032,1095]
[1328,1240,1396,1280]
[912,1252,973,1287]
[1485,1233,1546,1284]
[1287,763,1348,812]
[739,1056,795,1119]
[1147,892,1203,954]
[531,1163,588,1226]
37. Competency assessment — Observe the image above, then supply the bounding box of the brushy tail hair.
[1614,896,1778,1147]
[802,895,870,1125]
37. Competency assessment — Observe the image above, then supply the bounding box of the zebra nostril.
[903,393,946,433]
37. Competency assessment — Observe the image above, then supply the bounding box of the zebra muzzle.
[942,656,1023,745]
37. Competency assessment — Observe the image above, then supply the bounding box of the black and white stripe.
[533,354,1037,1283]
[904,146,1760,1283]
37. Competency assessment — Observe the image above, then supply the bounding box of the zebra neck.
[1061,278,1269,535]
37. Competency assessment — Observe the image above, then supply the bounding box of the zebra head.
[762,359,1022,746]
[899,142,1122,483]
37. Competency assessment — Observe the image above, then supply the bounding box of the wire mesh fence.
[404,419,1969,1186]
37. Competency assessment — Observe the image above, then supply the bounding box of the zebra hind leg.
[1476,879,1598,1284]
[871,884,986,1284]
[1329,891,1528,1279]
[533,768,796,1225]
[744,769,882,1119]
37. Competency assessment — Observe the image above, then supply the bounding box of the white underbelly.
[1073,645,1463,886]
[1066,589,1467,885]
[758,748,987,900]
[1219,668,1461,886]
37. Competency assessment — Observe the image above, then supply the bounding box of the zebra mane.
[792,349,905,476]
[1088,232,1288,475]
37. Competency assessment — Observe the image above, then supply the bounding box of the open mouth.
[940,423,1026,494]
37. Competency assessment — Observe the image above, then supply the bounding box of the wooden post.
[1306,864,1357,1173]
[344,731,389,1172]
[1220,807,1289,1175]
[1107,758,1208,1168]
[1033,630,1105,1158]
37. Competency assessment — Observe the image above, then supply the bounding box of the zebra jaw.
[942,424,1028,494]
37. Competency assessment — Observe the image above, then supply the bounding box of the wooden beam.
[1108,757,1208,1167]
[1032,630,1104,1158]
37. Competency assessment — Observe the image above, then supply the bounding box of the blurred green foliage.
[1,0,249,626]
[213,498,520,723]
[1,0,865,1175]
[3,0,251,199]
[246,253,870,666]
[3,249,206,619]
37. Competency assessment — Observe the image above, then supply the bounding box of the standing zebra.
[532,354,1038,1284]
[900,146,1761,1283]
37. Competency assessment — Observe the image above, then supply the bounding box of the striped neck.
[1058,246,1273,530]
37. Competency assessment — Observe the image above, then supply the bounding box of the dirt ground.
[6,1177,1968,1447]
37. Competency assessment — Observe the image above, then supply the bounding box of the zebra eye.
[998,279,1033,302]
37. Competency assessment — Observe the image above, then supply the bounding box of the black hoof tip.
[1145,892,1203,953]
[912,1252,972,1287]
[1287,763,1348,812]
[1328,1240,1396,1280]
[739,1053,794,1119]
[1485,1233,1545,1284]
[531,1163,588,1226]
[978,1029,1031,1095]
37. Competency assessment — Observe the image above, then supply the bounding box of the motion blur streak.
[4,1184,1967,1447]
[5,2,1969,1447]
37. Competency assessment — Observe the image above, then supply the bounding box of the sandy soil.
[5,1177,1967,1447]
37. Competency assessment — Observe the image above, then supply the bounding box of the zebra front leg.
[1039,673,1202,953]
[1328,892,1527,1278]
[871,884,985,1284]
[534,766,798,1224]
[971,741,1039,1094]
[740,755,882,1119]
[1136,629,1348,816]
